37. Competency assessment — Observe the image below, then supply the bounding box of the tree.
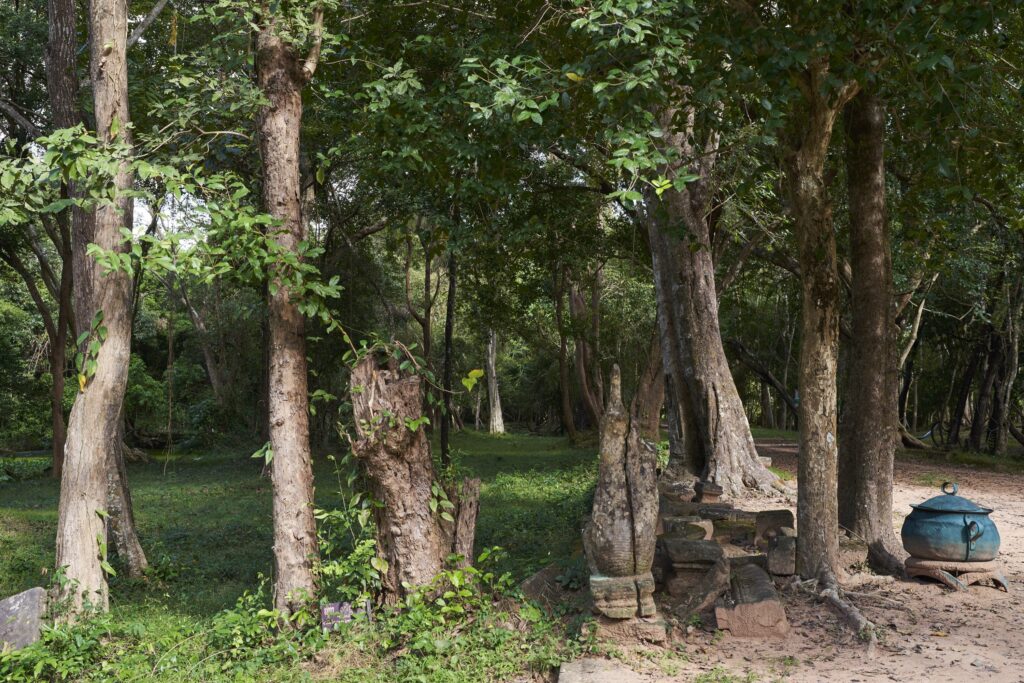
[254,1,325,615]
[837,90,904,575]
[55,0,136,613]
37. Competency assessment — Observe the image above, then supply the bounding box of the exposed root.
[789,575,879,656]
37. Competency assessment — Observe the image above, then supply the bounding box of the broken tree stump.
[350,353,480,602]
[583,366,659,621]
[714,564,790,638]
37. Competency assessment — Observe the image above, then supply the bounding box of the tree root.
[790,576,879,656]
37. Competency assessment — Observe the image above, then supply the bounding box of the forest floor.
[3,430,1024,681]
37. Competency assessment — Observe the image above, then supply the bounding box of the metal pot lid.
[911,482,993,514]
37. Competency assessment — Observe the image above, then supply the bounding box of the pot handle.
[967,519,983,557]
[942,482,959,495]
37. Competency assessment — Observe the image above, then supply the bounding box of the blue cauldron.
[901,482,1000,562]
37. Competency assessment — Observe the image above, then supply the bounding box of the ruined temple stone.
[710,519,755,544]
[729,554,768,571]
[589,614,668,644]
[662,537,725,565]
[671,557,731,620]
[663,538,725,596]
[714,565,789,638]
[559,657,647,683]
[767,529,797,576]
[755,509,796,550]
[695,481,724,503]
[0,587,46,651]
[663,515,714,540]
[583,367,659,622]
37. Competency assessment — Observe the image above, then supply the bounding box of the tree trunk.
[968,335,999,451]
[106,417,148,577]
[350,355,480,602]
[568,275,604,430]
[553,268,579,440]
[948,343,983,446]
[783,69,859,583]
[645,106,777,497]
[648,213,704,482]
[55,0,135,614]
[486,329,505,434]
[837,91,904,576]
[988,279,1023,455]
[256,21,321,615]
[440,253,457,464]
[630,332,664,441]
[759,382,775,429]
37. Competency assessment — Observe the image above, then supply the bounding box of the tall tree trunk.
[968,335,1000,451]
[948,343,982,446]
[55,0,135,614]
[44,0,82,479]
[645,106,777,497]
[553,268,579,440]
[783,67,859,583]
[256,12,323,615]
[630,332,664,441]
[988,279,1024,455]
[568,274,604,429]
[486,329,505,434]
[440,253,457,464]
[837,91,904,576]
[106,417,148,577]
[648,214,704,482]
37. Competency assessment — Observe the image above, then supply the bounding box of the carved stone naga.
[583,365,659,620]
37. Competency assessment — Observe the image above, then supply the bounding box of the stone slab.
[559,657,647,683]
[714,565,789,638]
[767,533,796,576]
[0,587,46,651]
[589,614,668,644]
[755,509,796,549]
[662,537,725,565]
[672,557,731,620]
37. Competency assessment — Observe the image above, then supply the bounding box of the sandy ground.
[599,440,1024,683]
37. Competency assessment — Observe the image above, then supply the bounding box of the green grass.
[0,431,597,682]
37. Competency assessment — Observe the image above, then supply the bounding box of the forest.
[0,1,1023,682]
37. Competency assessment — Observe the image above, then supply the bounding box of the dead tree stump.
[350,354,480,602]
[584,366,659,620]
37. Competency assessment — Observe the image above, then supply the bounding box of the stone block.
[671,557,731,620]
[729,554,768,571]
[755,509,796,549]
[663,515,714,540]
[589,614,668,644]
[0,587,46,651]
[767,529,797,576]
[695,481,724,503]
[590,573,655,619]
[559,657,647,683]
[662,537,725,565]
[714,565,789,638]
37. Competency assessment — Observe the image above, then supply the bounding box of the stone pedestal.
[590,573,656,619]
[905,557,1009,592]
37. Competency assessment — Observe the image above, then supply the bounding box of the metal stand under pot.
[901,482,1009,592]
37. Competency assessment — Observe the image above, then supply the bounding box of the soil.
[578,439,1024,683]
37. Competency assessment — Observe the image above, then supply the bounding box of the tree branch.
[301,5,325,83]
[128,0,171,49]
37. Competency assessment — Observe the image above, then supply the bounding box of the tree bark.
[783,65,859,583]
[968,334,1000,451]
[553,268,579,440]
[440,252,457,464]
[948,342,983,446]
[350,355,480,602]
[568,273,604,430]
[837,91,904,576]
[645,106,778,497]
[630,332,664,441]
[55,0,136,614]
[256,17,321,615]
[106,417,148,577]
[485,329,505,434]
[988,279,1023,455]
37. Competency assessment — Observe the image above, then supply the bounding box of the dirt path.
[601,440,1024,683]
